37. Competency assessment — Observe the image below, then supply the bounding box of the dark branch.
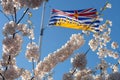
[30,77,34,80]
[85,47,90,55]
[14,7,17,23]
[11,15,14,22]
[7,55,11,65]
[71,68,77,75]
[17,8,29,24]
[0,9,10,21]
[0,73,5,80]
[13,30,21,38]
[32,59,35,75]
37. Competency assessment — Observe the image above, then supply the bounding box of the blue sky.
[0,0,120,80]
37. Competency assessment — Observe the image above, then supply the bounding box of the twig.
[32,59,35,75]
[0,9,10,21]
[71,68,77,75]
[0,73,5,80]
[4,55,11,72]
[17,8,29,24]
[7,55,11,65]
[13,30,21,38]
[85,47,91,55]
[30,59,35,80]
[14,7,17,23]
[30,77,34,80]
[98,2,109,16]
[11,15,14,22]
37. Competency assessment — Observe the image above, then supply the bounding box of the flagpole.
[38,0,47,63]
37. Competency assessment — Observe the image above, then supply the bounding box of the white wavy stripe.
[49,17,101,26]
[51,14,102,22]
[50,16,89,23]
[51,13,94,19]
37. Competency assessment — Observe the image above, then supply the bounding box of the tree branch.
[0,9,10,21]
[0,73,5,80]
[14,7,17,23]
[17,8,29,24]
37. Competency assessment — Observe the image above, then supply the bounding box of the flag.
[49,8,101,32]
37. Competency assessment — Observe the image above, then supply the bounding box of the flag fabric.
[49,8,101,32]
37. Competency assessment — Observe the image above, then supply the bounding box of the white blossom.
[14,0,43,9]
[17,23,30,36]
[104,28,111,35]
[1,1,15,14]
[110,65,119,72]
[95,75,105,80]
[72,53,87,70]
[27,20,32,25]
[102,33,111,43]
[82,30,90,35]
[63,73,73,80]
[89,39,99,51]
[2,34,22,57]
[107,50,114,57]
[112,52,119,59]
[107,72,120,80]
[93,33,101,39]
[106,20,112,26]
[99,24,107,31]
[29,28,35,40]
[81,74,94,80]
[97,48,108,58]
[21,70,32,80]
[97,59,108,71]
[74,71,82,80]
[47,76,53,80]
[3,21,17,36]
[111,42,119,49]
[74,69,93,80]
[1,53,16,66]
[106,3,112,8]
[3,65,23,79]
[26,42,39,62]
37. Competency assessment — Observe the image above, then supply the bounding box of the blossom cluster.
[89,20,119,59]
[2,34,22,57]
[3,21,34,37]
[1,0,44,14]
[15,0,43,9]
[26,42,39,62]
[63,55,120,80]
[1,65,23,80]
[34,34,85,79]
[71,53,87,70]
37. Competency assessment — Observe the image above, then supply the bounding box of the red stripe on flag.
[79,12,97,17]
[52,9,97,18]
[80,8,93,13]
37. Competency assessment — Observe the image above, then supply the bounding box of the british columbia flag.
[49,8,102,29]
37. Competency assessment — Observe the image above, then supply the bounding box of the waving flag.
[49,8,101,32]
